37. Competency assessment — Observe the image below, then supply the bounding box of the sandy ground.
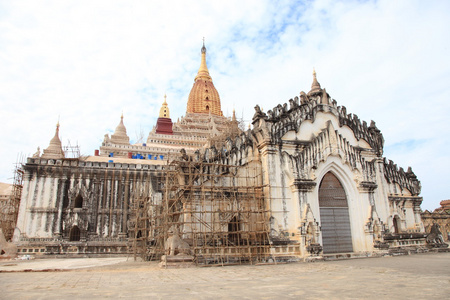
[0,253,449,299]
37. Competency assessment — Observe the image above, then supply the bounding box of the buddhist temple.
[11,42,435,264]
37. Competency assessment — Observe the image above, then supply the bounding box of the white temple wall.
[40,176,51,208]
[373,159,422,234]
[34,176,56,238]
[14,160,160,247]
[372,159,391,225]
[403,202,416,231]
[260,145,297,235]
[28,175,41,237]
[263,147,383,252]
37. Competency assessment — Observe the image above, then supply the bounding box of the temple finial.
[309,67,321,94]
[201,37,206,54]
[196,39,211,81]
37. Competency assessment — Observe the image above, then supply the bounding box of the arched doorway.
[393,216,400,234]
[74,194,83,208]
[69,226,81,241]
[319,172,353,254]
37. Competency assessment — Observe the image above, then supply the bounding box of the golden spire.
[195,38,212,82]
[186,40,223,116]
[159,94,170,118]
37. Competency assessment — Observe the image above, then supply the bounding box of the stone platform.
[159,254,195,268]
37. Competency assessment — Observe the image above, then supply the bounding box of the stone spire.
[41,121,65,159]
[186,40,223,116]
[231,108,239,130]
[308,68,322,96]
[110,113,130,145]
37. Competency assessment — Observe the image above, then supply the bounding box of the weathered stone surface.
[0,229,17,259]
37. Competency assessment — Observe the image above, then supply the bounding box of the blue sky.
[0,0,449,210]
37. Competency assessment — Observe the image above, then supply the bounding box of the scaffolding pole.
[143,159,273,266]
[0,156,24,241]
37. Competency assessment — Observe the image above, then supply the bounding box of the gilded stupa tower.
[155,94,173,135]
[186,41,223,116]
[144,41,237,156]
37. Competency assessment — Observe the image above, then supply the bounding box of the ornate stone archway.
[319,172,353,254]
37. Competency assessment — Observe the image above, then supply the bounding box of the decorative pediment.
[68,184,92,203]
[63,212,88,231]
[300,204,320,245]
[280,123,377,184]
[251,89,384,155]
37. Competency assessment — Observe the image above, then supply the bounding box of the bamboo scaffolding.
[146,159,273,266]
[0,159,23,241]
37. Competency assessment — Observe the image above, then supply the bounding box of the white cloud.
[0,0,448,210]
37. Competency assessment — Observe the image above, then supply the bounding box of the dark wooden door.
[319,172,353,254]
